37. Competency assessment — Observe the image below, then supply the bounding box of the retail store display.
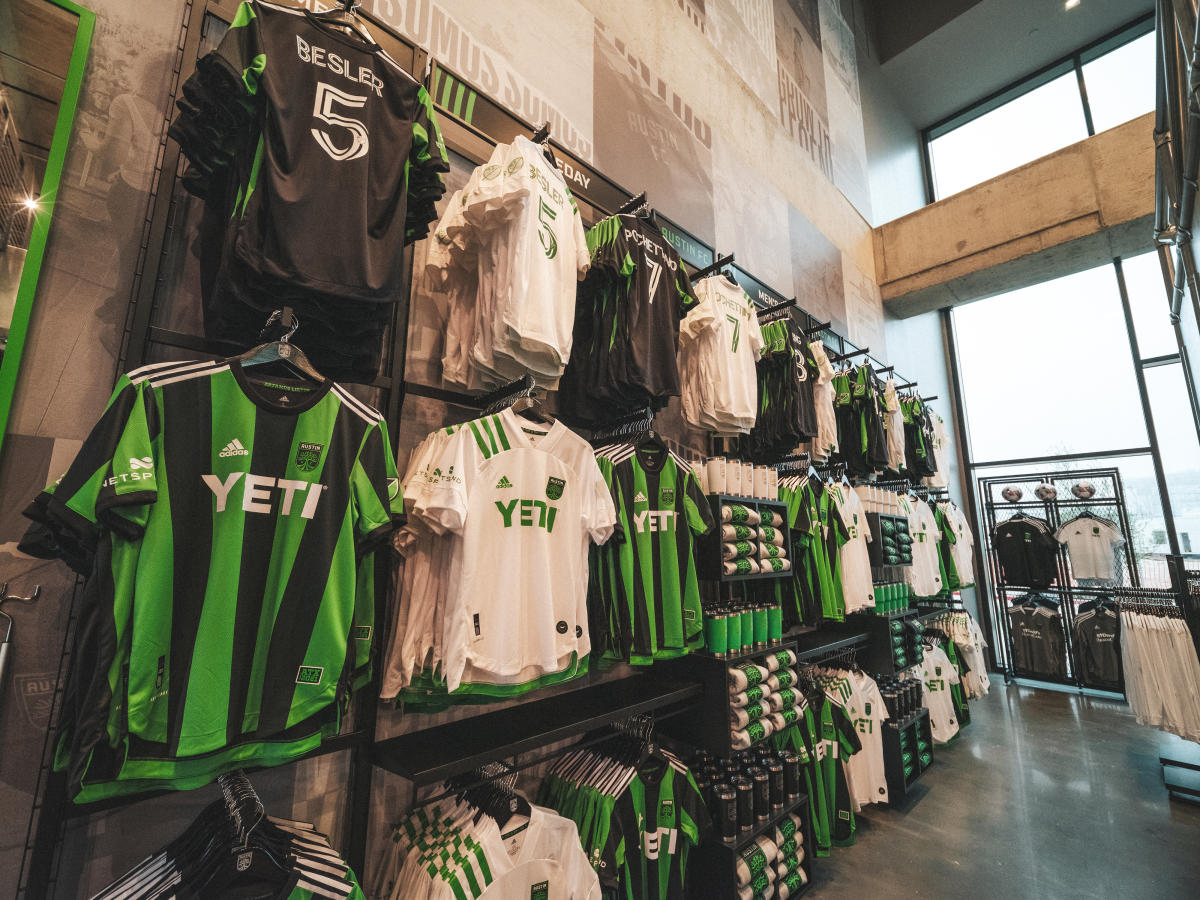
[934,501,976,590]
[23,357,403,801]
[922,610,991,699]
[899,494,944,600]
[916,641,962,743]
[679,274,766,434]
[383,405,617,702]
[590,437,714,665]
[827,482,874,614]
[168,0,449,382]
[540,733,707,899]
[1071,596,1121,689]
[1120,603,1200,742]
[991,514,1059,588]
[1006,594,1068,679]
[92,772,368,899]
[559,212,698,424]
[1056,512,1125,582]
[429,137,590,391]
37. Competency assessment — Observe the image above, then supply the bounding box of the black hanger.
[311,0,376,45]
[531,121,557,166]
[510,394,554,425]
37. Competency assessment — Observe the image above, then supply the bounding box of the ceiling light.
[23,196,39,210]
[1065,0,1080,9]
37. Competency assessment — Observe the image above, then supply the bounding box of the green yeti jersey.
[605,760,707,900]
[27,359,402,799]
[591,442,714,665]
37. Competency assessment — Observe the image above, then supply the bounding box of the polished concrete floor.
[809,683,1200,899]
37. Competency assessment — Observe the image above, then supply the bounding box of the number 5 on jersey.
[311,82,369,161]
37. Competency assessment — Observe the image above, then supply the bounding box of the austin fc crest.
[546,476,565,500]
[296,442,323,472]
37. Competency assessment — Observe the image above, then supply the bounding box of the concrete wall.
[876,112,1156,317]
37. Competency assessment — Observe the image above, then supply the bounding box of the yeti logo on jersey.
[310,83,370,161]
[202,473,327,518]
[633,509,678,533]
[295,665,323,685]
[546,476,565,500]
[640,825,679,860]
[295,442,323,472]
[495,499,559,533]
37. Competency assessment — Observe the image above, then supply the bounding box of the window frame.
[920,12,1154,204]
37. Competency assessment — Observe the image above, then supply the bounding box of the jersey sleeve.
[570,193,590,280]
[167,1,262,186]
[351,420,405,550]
[747,312,766,358]
[405,84,451,245]
[583,456,618,545]
[412,428,475,534]
[674,264,699,316]
[40,379,159,544]
[682,467,715,536]
[679,295,718,342]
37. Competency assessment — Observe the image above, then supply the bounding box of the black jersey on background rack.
[992,516,1059,588]
[1007,597,1068,678]
[1073,602,1121,688]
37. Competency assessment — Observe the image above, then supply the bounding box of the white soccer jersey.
[902,497,943,598]
[810,340,838,460]
[417,409,616,693]
[919,644,961,743]
[679,276,765,433]
[843,671,890,808]
[1056,516,1124,581]
[467,806,601,900]
[883,377,906,472]
[924,413,951,489]
[828,483,874,613]
[938,503,976,587]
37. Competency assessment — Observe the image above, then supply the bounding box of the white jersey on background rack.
[939,502,976,588]
[416,408,617,693]
[828,482,874,613]
[679,275,765,433]
[1055,515,1124,581]
[810,340,838,460]
[919,643,961,743]
[924,412,950,489]
[901,496,943,598]
[843,670,890,808]
[883,376,906,472]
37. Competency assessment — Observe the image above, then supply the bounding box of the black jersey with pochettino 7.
[170,0,449,301]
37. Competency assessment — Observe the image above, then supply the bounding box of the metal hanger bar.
[921,395,939,402]
[877,366,895,375]
[896,381,918,390]
[473,374,535,411]
[756,297,796,319]
[804,320,832,335]
[832,347,870,363]
[531,120,551,143]
[617,191,647,215]
[689,252,735,283]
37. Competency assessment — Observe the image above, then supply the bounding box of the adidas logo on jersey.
[219,439,249,458]
[496,476,514,489]
[634,491,648,503]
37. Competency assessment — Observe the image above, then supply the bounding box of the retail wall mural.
[370,0,879,344]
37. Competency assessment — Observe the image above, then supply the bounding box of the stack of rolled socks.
[729,650,799,748]
[722,504,793,575]
[735,811,808,899]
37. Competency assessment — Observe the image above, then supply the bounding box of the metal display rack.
[977,467,1150,690]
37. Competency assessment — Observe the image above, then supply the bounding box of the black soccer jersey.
[993,517,1059,588]
[171,0,449,300]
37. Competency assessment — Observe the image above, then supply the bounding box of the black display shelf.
[883,708,932,804]
[659,639,798,757]
[702,495,793,583]
[722,793,808,852]
[690,794,813,898]
[372,675,701,786]
[866,512,913,568]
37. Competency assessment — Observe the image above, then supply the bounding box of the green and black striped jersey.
[27,358,402,799]
[604,758,707,900]
[591,442,714,665]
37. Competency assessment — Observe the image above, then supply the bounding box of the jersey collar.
[229,360,333,415]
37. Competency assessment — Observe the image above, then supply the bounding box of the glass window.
[1143,363,1200,559]
[1120,250,1178,359]
[929,72,1089,199]
[1082,31,1156,134]
[953,263,1148,460]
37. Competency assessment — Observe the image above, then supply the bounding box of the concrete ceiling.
[870,0,1154,130]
